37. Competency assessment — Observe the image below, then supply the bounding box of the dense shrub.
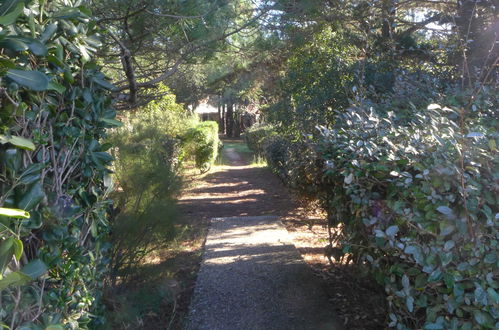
[316,95,498,329]
[265,27,356,133]
[184,121,220,172]
[107,90,193,284]
[244,123,276,156]
[0,1,116,327]
[263,135,322,201]
[263,89,498,328]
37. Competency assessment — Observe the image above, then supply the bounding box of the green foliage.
[265,26,357,133]
[255,2,498,327]
[0,0,115,327]
[263,88,498,328]
[263,134,323,202]
[107,90,192,284]
[92,0,260,107]
[184,121,220,172]
[137,84,199,138]
[315,93,498,329]
[243,123,276,156]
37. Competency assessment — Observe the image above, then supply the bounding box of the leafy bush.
[263,134,323,201]
[264,89,498,328]
[184,121,220,172]
[316,95,498,329]
[107,91,191,284]
[0,1,116,327]
[244,123,276,156]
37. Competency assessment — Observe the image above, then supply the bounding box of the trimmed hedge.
[184,121,220,172]
[244,123,276,156]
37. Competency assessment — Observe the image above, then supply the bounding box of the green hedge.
[243,123,276,156]
[319,100,498,329]
[263,95,498,329]
[0,0,116,327]
[184,121,220,172]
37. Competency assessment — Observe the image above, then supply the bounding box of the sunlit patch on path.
[186,216,342,330]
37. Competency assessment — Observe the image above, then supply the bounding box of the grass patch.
[216,139,266,167]
[250,154,267,167]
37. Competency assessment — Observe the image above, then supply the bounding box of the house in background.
[189,95,260,136]
[191,98,220,122]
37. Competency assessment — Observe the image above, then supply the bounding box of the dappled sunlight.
[188,216,342,329]
[179,151,296,218]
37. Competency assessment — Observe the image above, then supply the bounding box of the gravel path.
[186,215,342,330]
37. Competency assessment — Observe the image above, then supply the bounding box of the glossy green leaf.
[12,238,22,261]
[406,296,414,313]
[2,148,22,173]
[45,326,64,330]
[22,38,48,56]
[0,134,36,150]
[78,43,91,62]
[487,288,499,304]
[6,69,50,91]
[473,310,493,327]
[18,181,45,211]
[0,207,30,218]
[40,23,58,43]
[100,118,123,127]
[0,1,23,26]
[0,270,31,290]
[53,8,83,19]
[436,206,453,217]
[93,76,116,90]
[474,286,488,306]
[47,82,66,94]
[386,225,398,236]
[0,58,16,70]
[0,0,19,15]
[18,163,45,185]
[0,38,28,52]
[90,151,114,168]
[0,237,14,273]
[402,274,410,289]
[21,259,47,279]
[423,323,443,330]
[443,240,455,251]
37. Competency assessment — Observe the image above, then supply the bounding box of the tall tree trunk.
[455,0,497,86]
[234,104,241,138]
[217,97,223,133]
[226,101,234,137]
[221,102,226,134]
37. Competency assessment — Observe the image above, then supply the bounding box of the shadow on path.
[179,146,297,220]
[181,141,342,329]
[186,216,342,330]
